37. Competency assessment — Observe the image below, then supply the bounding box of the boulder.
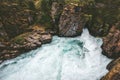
[58,4,86,37]
[40,33,52,44]
[102,57,120,80]
[0,25,53,63]
[0,50,20,62]
[102,26,120,58]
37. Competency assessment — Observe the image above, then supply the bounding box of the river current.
[0,29,111,80]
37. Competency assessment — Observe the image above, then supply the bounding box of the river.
[0,29,111,80]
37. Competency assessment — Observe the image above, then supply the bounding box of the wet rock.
[102,58,120,80]
[0,25,53,63]
[40,33,52,44]
[107,58,120,70]
[0,50,20,62]
[102,26,120,58]
[25,43,37,50]
[58,4,86,37]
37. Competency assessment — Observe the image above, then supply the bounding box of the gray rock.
[58,4,86,37]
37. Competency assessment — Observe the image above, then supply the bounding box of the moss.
[84,0,120,36]
[35,0,54,29]
[84,14,92,21]
[13,36,25,45]
[27,1,36,10]
[65,0,95,6]
[86,16,111,37]
[11,32,30,45]
[65,0,80,4]
[34,0,64,30]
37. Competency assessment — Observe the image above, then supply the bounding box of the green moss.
[65,0,80,4]
[84,0,120,36]
[65,0,95,6]
[35,0,54,29]
[84,14,92,21]
[27,1,36,10]
[11,32,30,45]
[13,36,25,44]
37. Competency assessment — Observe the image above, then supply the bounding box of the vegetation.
[83,0,120,36]
[34,0,53,29]
[0,0,120,39]
[11,32,30,45]
[65,0,95,6]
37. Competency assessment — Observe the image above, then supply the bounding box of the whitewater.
[0,29,111,80]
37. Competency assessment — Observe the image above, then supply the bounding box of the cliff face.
[0,0,119,40]
[0,0,120,79]
[0,0,54,63]
[86,0,120,37]
[0,0,36,39]
[102,26,120,58]
[58,4,87,37]
[101,58,120,80]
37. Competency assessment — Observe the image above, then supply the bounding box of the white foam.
[0,29,111,80]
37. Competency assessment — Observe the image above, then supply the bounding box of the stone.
[35,41,41,45]
[40,34,52,44]
[0,0,35,38]
[107,58,120,70]
[102,26,120,58]
[102,57,120,80]
[0,42,6,49]
[58,4,86,37]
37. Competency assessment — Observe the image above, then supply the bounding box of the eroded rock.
[58,3,86,37]
[0,25,52,64]
[102,58,120,80]
[0,0,35,38]
[102,26,120,58]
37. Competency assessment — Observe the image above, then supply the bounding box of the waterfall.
[0,29,111,80]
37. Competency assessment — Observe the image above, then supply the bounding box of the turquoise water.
[0,29,111,80]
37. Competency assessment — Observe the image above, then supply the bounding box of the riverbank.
[0,29,111,80]
[0,0,120,80]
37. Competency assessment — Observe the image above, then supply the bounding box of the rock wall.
[102,26,120,58]
[0,25,52,63]
[0,0,54,63]
[102,58,120,80]
[86,0,120,37]
[0,0,120,79]
[101,25,120,80]
[0,0,36,39]
[58,3,87,37]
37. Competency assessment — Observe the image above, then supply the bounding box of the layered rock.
[102,26,120,58]
[102,58,120,80]
[86,0,120,37]
[0,0,55,63]
[0,25,52,64]
[0,0,35,39]
[58,3,87,37]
